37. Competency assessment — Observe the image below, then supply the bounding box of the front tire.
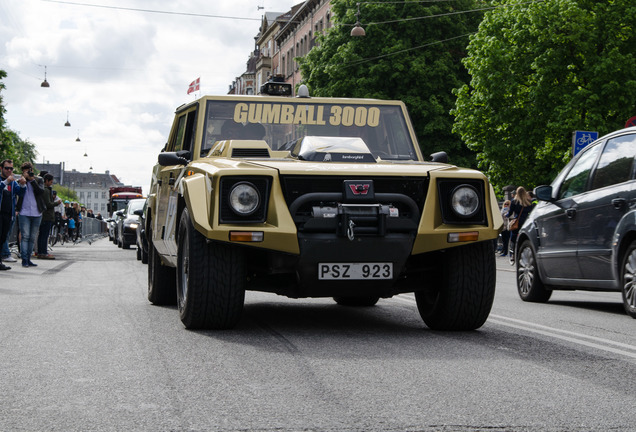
[177,208,245,329]
[147,223,176,305]
[516,240,552,302]
[621,241,636,318]
[415,241,496,330]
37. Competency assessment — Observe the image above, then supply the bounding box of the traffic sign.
[572,130,598,156]
[626,116,636,128]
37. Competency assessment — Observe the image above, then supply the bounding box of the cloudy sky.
[1,0,295,194]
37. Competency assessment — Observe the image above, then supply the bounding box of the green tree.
[0,69,38,167]
[452,0,636,191]
[299,0,488,168]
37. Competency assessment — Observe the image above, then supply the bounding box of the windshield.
[201,100,418,160]
[127,199,145,213]
[111,199,130,212]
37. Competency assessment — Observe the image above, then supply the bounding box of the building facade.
[230,0,331,96]
[274,0,332,94]
[36,162,124,217]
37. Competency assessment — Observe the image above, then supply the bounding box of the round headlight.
[229,182,260,216]
[450,185,480,218]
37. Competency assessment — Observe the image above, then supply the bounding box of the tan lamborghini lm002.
[146,81,503,331]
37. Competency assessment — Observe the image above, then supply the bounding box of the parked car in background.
[135,199,148,263]
[107,218,117,243]
[116,198,145,249]
[515,126,636,318]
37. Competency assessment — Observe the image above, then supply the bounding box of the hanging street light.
[351,3,366,37]
[76,130,81,142]
[64,111,71,127]
[41,65,50,88]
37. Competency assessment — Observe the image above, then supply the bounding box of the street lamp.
[64,111,71,127]
[351,3,366,37]
[41,66,50,88]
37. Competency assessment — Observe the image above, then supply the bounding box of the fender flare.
[180,173,214,234]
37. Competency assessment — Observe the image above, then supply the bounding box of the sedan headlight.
[450,185,480,218]
[229,182,260,216]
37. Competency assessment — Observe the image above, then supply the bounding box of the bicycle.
[48,224,60,247]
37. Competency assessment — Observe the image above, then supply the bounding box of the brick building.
[230,0,331,96]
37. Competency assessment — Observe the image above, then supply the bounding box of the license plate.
[318,263,393,280]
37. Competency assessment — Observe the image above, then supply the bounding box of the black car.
[515,126,636,318]
[134,199,148,263]
[116,198,145,249]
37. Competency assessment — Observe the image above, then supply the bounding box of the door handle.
[612,198,626,209]
[565,208,576,219]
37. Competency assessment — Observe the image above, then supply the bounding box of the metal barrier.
[6,216,108,248]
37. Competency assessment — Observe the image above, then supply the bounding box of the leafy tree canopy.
[452,0,636,192]
[0,69,37,168]
[299,0,488,168]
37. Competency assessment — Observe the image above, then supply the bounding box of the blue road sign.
[572,130,598,156]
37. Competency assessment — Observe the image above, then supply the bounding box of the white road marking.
[393,295,636,360]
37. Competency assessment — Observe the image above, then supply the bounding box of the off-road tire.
[147,223,176,305]
[620,241,636,318]
[517,240,552,303]
[415,241,496,330]
[177,208,245,329]
[333,296,380,307]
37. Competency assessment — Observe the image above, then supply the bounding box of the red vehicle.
[108,186,143,217]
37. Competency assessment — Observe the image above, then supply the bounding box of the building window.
[87,191,92,199]
[102,191,107,199]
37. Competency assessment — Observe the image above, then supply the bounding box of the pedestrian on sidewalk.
[36,174,61,259]
[0,159,26,270]
[16,162,44,268]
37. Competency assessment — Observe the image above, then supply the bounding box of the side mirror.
[133,209,143,216]
[176,150,191,160]
[115,210,123,217]
[534,185,553,202]
[430,151,448,164]
[158,152,189,167]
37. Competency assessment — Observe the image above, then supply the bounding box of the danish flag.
[187,77,200,94]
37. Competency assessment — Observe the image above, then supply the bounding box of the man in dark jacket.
[0,159,26,270]
[16,162,44,268]
[36,173,61,259]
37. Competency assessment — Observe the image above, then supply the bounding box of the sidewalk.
[1,235,110,278]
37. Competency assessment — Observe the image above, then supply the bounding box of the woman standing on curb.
[506,186,533,253]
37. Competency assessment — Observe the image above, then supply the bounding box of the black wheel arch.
[615,230,636,287]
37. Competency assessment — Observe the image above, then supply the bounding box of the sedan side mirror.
[534,185,554,202]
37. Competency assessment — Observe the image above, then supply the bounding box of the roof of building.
[63,170,122,189]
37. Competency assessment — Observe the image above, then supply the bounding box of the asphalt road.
[1,238,635,431]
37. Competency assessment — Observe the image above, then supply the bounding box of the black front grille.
[219,176,271,223]
[280,175,428,233]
